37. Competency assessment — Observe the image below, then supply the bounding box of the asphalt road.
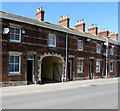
[2,82,118,109]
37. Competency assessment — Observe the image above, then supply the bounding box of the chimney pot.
[88,24,98,35]
[109,32,118,41]
[98,28,109,37]
[75,19,85,32]
[36,6,45,21]
[59,14,70,28]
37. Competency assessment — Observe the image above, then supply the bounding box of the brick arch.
[38,52,65,83]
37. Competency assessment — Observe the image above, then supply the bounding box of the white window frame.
[77,59,84,74]
[110,48,114,55]
[96,44,101,53]
[110,62,114,72]
[48,34,56,47]
[9,52,22,75]
[78,40,83,51]
[9,26,21,42]
[96,60,101,73]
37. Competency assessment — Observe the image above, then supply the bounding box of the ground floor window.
[9,55,21,74]
[77,59,83,73]
[96,61,101,73]
[110,62,114,72]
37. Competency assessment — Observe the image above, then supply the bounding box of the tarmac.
[1,77,119,96]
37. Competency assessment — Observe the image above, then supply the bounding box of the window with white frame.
[10,27,21,42]
[110,62,114,72]
[78,40,83,51]
[110,48,114,55]
[48,34,56,47]
[9,55,21,74]
[96,61,101,73]
[96,44,101,53]
[77,59,84,73]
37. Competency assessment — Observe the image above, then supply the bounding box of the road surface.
[2,81,118,109]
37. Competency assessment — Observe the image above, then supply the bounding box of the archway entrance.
[41,56,63,83]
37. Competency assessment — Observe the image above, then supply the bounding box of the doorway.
[27,59,34,84]
[68,58,73,81]
[89,59,94,79]
[117,61,120,77]
[53,63,63,82]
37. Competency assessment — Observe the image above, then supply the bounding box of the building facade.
[1,7,120,86]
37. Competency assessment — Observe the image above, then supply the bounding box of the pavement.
[1,77,118,96]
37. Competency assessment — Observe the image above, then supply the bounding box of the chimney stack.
[36,7,45,21]
[88,24,98,35]
[109,32,118,41]
[59,15,70,28]
[75,19,85,32]
[98,29,109,37]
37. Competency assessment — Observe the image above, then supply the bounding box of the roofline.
[0,12,119,45]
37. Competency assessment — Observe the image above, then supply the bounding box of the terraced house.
[1,7,120,86]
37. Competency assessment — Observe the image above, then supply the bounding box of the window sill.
[48,45,56,48]
[110,71,114,73]
[9,40,21,43]
[78,49,83,51]
[96,72,101,73]
[8,73,22,76]
[77,72,84,74]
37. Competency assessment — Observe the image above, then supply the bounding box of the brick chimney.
[88,24,98,35]
[59,15,70,28]
[36,7,45,21]
[109,32,118,41]
[98,29,109,37]
[75,19,85,32]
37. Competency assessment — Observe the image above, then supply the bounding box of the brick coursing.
[1,17,120,86]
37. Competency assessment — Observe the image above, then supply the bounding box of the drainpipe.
[105,37,108,79]
[65,33,68,82]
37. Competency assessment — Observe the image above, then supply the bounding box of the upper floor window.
[96,61,101,73]
[10,27,21,42]
[110,62,114,72]
[48,34,56,47]
[9,55,21,74]
[78,40,83,51]
[96,44,101,53]
[77,59,84,73]
[110,48,114,55]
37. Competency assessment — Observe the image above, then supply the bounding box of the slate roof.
[0,11,119,45]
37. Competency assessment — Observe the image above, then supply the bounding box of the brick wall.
[1,18,120,85]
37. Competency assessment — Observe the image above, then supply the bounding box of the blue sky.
[1,2,118,33]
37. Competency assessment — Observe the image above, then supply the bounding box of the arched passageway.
[41,56,63,83]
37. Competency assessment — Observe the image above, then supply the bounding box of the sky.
[1,2,118,34]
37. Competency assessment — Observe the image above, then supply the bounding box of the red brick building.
[1,7,120,86]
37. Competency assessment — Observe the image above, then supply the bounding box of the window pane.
[9,56,14,63]
[15,56,19,63]
[15,64,19,72]
[10,34,14,40]
[9,64,14,72]
[78,40,83,50]
[48,34,56,47]
[78,60,83,73]
[15,35,20,40]
[10,28,14,33]
[15,28,20,34]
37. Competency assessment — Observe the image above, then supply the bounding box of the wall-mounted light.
[111,45,115,48]
[104,41,108,46]
[22,30,25,34]
[86,38,91,42]
[3,28,10,34]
